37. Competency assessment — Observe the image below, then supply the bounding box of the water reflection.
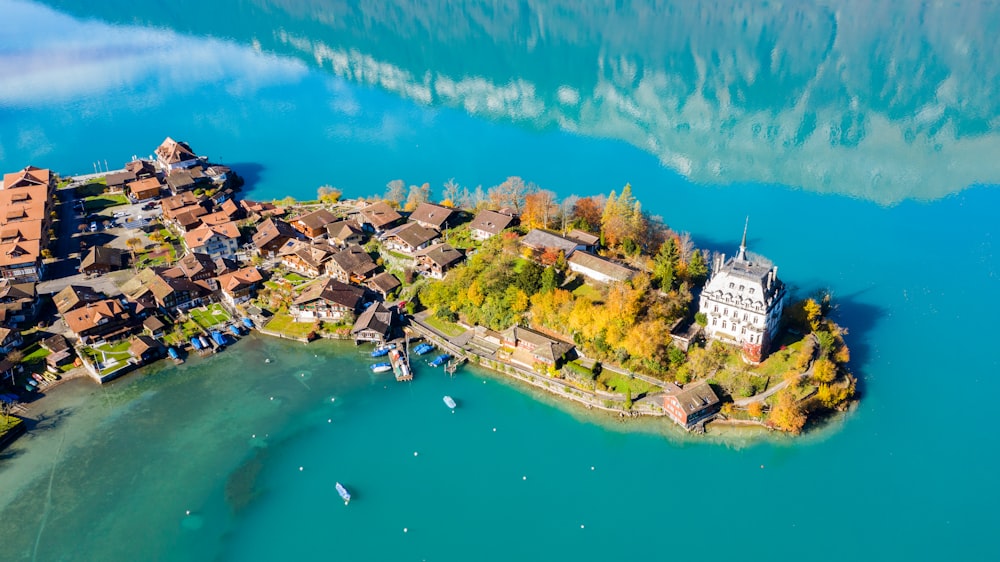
[18,0,1000,202]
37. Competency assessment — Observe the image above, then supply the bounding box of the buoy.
[330,397,335,402]
[185,510,191,516]
[251,434,256,438]
[522,476,526,481]
[265,358,270,363]
[328,419,332,423]
[269,397,274,401]
[414,452,418,457]
[301,373,305,377]
[590,466,595,471]
[492,428,496,432]
[760,464,765,469]
[403,528,408,533]
[299,466,304,471]
[580,524,585,529]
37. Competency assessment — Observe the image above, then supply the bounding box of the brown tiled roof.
[417,243,463,268]
[216,266,263,294]
[0,238,40,268]
[367,272,401,294]
[106,170,137,187]
[500,325,574,363]
[567,251,636,282]
[129,335,161,357]
[520,229,580,254]
[351,302,393,335]
[199,211,232,226]
[293,278,365,309]
[161,192,202,212]
[359,201,402,229]
[326,220,362,241]
[63,299,128,335]
[80,246,126,271]
[386,222,439,249]
[279,240,335,269]
[127,177,162,198]
[3,166,51,189]
[667,380,720,416]
[241,200,282,216]
[183,222,239,249]
[0,280,35,302]
[329,245,377,278]
[173,252,216,279]
[408,203,454,230]
[155,137,197,165]
[53,285,105,314]
[252,218,299,249]
[294,209,338,230]
[219,199,240,218]
[469,210,515,236]
[143,316,166,331]
[566,229,599,246]
[165,168,203,190]
[125,160,156,175]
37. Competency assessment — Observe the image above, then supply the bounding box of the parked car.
[89,222,98,232]
[112,211,129,219]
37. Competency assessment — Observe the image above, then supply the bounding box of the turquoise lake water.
[2,1,999,560]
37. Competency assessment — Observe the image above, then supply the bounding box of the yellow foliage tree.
[440,198,455,208]
[768,389,807,433]
[747,401,764,418]
[812,358,837,384]
[623,319,667,360]
[804,298,822,331]
[466,280,485,307]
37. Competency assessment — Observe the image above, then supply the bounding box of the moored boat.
[413,342,434,355]
[370,343,395,357]
[370,362,392,373]
[443,395,457,409]
[429,353,452,367]
[336,482,351,505]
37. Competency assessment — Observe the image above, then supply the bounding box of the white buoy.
[492,428,496,432]
[590,466,595,471]
[580,524,585,529]
[414,452,418,457]
[328,419,332,423]
[251,434,256,438]
[185,510,191,516]
[330,397,335,402]
[522,476,526,481]
[269,397,274,401]
[299,466,304,471]
[403,527,408,533]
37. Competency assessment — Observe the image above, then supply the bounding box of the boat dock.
[388,348,412,382]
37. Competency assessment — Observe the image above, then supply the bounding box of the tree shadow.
[20,406,74,433]
[227,162,265,192]
[827,290,884,398]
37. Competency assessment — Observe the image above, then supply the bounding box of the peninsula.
[0,138,856,451]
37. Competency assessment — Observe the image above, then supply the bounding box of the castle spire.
[737,216,748,260]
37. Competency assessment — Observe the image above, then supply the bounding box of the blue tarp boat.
[190,337,204,350]
[167,347,180,359]
[211,331,226,347]
[370,343,395,357]
[429,354,451,367]
[336,482,351,504]
[370,362,392,373]
[242,317,254,329]
[229,324,241,337]
[413,342,434,355]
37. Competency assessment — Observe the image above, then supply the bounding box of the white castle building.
[698,221,786,363]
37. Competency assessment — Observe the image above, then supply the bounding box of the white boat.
[443,396,457,409]
[336,482,351,504]
[370,362,392,373]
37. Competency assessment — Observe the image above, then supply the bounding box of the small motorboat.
[443,395,457,409]
[228,324,242,337]
[370,362,392,373]
[198,335,210,349]
[428,354,451,368]
[336,482,351,505]
[242,317,254,329]
[370,343,395,357]
[413,342,434,355]
[211,330,227,347]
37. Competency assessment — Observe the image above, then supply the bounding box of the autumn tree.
[768,389,807,433]
[747,401,764,419]
[405,183,431,211]
[572,196,604,232]
[317,185,342,204]
[488,176,529,212]
[522,190,557,229]
[804,298,822,331]
[812,358,837,384]
[442,178,461,207]
[385,179,406,206]
[600,184,645,250]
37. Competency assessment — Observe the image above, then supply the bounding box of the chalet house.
[174,209,209,232]
[0,167,54,282]
[53,285,105,315]
[0,280,38,327]
[165,252,218,285]
[520,229,584,259]
[165,168,207,194]
[183,222,240,260]
[289,278,365,323]
[469,209,516,241]
[241,200,283,220]
[383,223,439,255]
[143,316,167,339]
[127,177,163,202]
[218,199,242,221]
[499,325,574,367]
[662,381,721,429]
[3,165,54,192]
[198,210,233,228]
[326,220,364,247]
[0,237,42,282]
[105,170,137,192]
[292,209,338,239]
[162,192,208,230]
[356,201,403,233]
[129,335,164,364]
[698,224,786,363]
[351,302,393,344]
[0,326,23,354]
[63,298,136,344]
[40,334,73,368]
[366,272,401,299]
[216,266,264,306]
[415,243,464,280]
[565,229,599,252]
[121,268,206,312]
[326,244,377,283]
[279,240,335,278]
[155,137,200,174]
[567,252,636,284]
[408,203,455,231]
[80,246,127,275]
[252,218,301,258]
[125,159,157,179]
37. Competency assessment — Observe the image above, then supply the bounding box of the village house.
[161,192,208,230]
[125,159,157,180]
[129,335,164,365]
[565,229,600,253]
[407,202,455,231]
[0,166,55,282]
[326,244,377,283]
[121,268,207,312]
[698,223,786,363]
[40,334,74,369]
[198,210,234,228]
[53,285,106,315]
[142,316,167,339]
[80,246,127,275]
[292,208,338,240]
[279,240,335,278]
[351,301,393,344]
[662,380,721,429]
[183,222,240,260]
[383,222,439,255]
[105,169,137,192]
[468,209,516,241]
[217,199,242,221]
[127,177,163,202]
[241,200,283,221]
[500,325,575,367]
[366,272,401,299]
[155,137,200,174]
[216,266,264,306]
[519,229,585,259]
[0,280,39,327]
[165,168,207,194]
[326,220,364,247]
[0,326,23,354]
[289,278,366,323]
[356,201,403,233]
[567,251,636,284]
[62,298,136,344]
[252,218,301,258]
[415,243,464,280]
[165,252,219,285]
[2,165,54,192]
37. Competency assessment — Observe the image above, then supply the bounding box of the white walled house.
[698,222,786,363]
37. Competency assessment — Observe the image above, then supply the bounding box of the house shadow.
[227,162,264,192]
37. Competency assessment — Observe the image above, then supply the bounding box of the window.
[739,285,744,291]
[750,288,755,294]
[729,282,734,288]
[741,326,746,334]
[712,318,717,326]
[722,321,727,329]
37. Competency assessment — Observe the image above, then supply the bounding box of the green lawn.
[264,310,316,339]
[1,415,23,439]
[283,272,308,285]
[571,282,604,302]
[424,315,466,337]
[596,370,656,396]
[85,193,129,213]
[81,340,134,374]
[752,337,807,377]
[21,343,50,367]
[189,304,232,329]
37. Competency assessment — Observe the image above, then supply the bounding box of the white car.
[112,211,129,219]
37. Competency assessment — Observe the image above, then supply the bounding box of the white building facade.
[698,223,786,363]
